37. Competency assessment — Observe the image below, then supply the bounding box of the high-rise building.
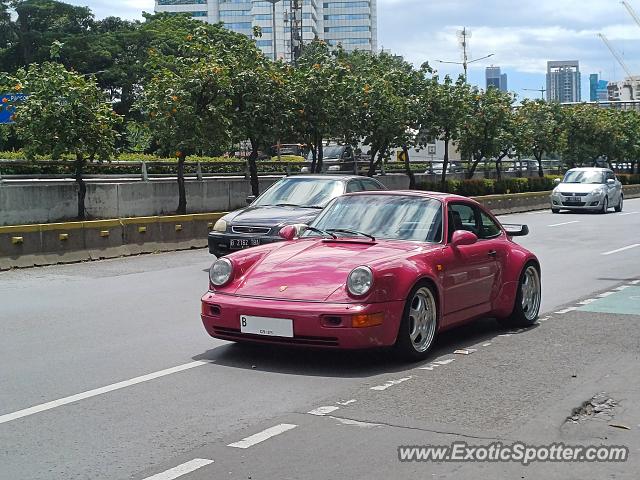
[154,0,377,61]
[589,73,609,101]
[546,61,581,102]
[485,66,507,91]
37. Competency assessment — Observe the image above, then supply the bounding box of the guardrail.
[0,158,569,181]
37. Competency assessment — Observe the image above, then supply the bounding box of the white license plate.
[230,238,260,249]
[240,315,293,338]
[567,196,581,202]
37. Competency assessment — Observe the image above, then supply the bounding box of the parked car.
[307,144,355,172]
[427,161,463,175]
[202,190,540,360]
[208,175,386,257]
[550,167,623,213]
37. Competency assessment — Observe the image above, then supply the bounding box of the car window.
[448,203,478,241]
[360,179,384,191]
[606,171,615,181]
[479,211,502,239]
[346,180,364,193]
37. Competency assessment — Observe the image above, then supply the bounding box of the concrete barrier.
[2,184,640,270]
[0,212,225,270]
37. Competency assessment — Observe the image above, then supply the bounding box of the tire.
[551,208,560,214]
[600,196,608,214]
[615,194,623,213]
[498,262,541,328]
[393,282,438,361]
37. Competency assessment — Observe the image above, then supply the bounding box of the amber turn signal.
[351,312,384,328]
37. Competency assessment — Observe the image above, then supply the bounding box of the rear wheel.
[600,196,608,214]
[615,194,623,212]
[498,263,541,328]
[394,282,438,361]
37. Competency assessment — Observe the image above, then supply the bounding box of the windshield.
[307,195,443,243]
[323,146,344,158]
[562,170,605,184]
[252,177,344,208]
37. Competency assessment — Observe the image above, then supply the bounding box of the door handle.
[488,250,497,258]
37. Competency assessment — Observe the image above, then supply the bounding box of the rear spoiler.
[502,224,529,237]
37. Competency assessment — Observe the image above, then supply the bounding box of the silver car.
[550,167,623,213]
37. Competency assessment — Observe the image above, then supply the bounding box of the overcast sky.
[67,0,640,100]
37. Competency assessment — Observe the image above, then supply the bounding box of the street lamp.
[266,0,280,61]
[436,53,495,82]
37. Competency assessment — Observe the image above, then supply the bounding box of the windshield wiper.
[327,228,376,241]
[274,203,301,208]
[301,205,325,209]
[305,226,337,239]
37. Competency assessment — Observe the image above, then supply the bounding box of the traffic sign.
[0,93,26,124]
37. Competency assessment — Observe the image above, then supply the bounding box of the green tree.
[458,87,515,179]
[1,61,121,219]
[136,27,233,214]
[514,99,564,177]
[417,70,471,187]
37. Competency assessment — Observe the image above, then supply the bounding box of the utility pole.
[267,0,280,61]
[435,27,494,82]
[290,0,303,64]
[523,87,547,99]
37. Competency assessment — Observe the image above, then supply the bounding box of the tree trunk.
[248,138,260,196]
[441,135,450,188]
[176,152,187,214]
[367,146,379,177]
[402,145,415,189]
[496,152,508,181]
[74,153,87,221]
[316,140,324,173]
[536,153,544,178]
[467,153,483,179]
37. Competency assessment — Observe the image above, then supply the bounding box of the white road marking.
[548,221,580,227]
[602,244,640,256]
[434,359,455,365]
[598,291,615,297]
[632,280,640,285]
[308,406,340,416]
[618,211,638,216]
[227,424,297,449]
[0,360,207,425]
[498,333,513,337]
[418,365,439,371]
[577,299,597,305]
[482,342,492,346]
[142,459,214,480]
[555,307,578,314]
[614,285,631,291]
[336,399,357,406]
[454,349,477,355]
[330,417,380,428]
[370,376,413,391]
[538,316,551,322]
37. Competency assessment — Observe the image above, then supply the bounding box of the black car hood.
[224,205,320,227]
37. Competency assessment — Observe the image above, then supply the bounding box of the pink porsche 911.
[201,191,541,360]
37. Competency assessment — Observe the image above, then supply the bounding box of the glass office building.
[155,0,377,60]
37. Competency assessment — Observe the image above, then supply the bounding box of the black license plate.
[230,238,260,249]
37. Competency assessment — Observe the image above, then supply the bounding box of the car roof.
[342,189,477,203]
[285,174,383,182]
[566,167,611,172]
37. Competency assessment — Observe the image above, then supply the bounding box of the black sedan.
[208,175,386,257]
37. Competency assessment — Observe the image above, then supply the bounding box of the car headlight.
[213,219,227,232]
[590,188,604,196]
[347,266,373,296]
[210,258,233,286]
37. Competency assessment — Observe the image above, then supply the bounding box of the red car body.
[201,191,539,350]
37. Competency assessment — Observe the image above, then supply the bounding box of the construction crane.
[597,33,634,80]
[621,1,640,29]
[523,87,547,99]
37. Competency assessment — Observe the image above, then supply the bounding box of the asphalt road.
[1,199,639,479]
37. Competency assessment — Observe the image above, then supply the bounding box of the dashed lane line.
[0,360,207,425]
[370,376,413,391]
[601,244,640,256]
[308,406,340,416]
[142,459,214,480]
[548,221,580,227]
[227,424,297,449]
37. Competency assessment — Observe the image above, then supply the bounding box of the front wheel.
[600,196,608,214]
[551,208,560,214]
[394,283,438,361]
[498,263,541,328]
[615,194,623,213]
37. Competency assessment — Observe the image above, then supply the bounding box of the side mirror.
[451,230,478,247]
[607,179,615,186]
[246,195,256,205]
[279,225,298,241]
[553,178,561,185]
[502,224,529,237]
